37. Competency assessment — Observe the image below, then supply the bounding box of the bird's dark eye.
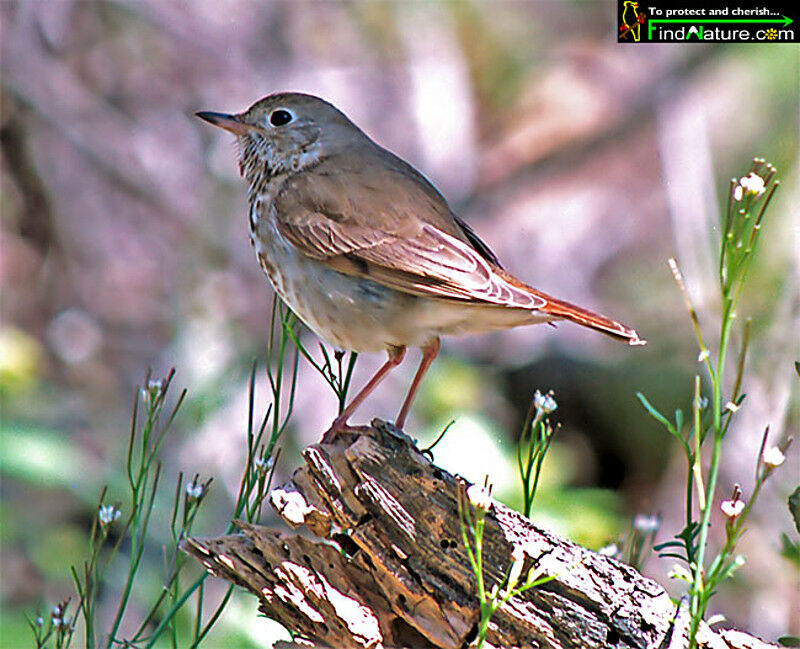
[269,109,293,127]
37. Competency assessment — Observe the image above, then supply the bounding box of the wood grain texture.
[182,421,779,649]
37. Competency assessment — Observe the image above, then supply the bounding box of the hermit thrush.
[197,93,644,434]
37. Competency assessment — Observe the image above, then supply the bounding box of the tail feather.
[494,269,646,345]
[537,292,646,345]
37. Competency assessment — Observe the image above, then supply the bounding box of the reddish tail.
[493,267,646,345]
[537,292,646,345]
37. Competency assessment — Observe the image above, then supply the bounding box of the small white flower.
[51,603,64,627]
[254,456,274,473]
[98,504,121,526]
[695,396,708,411]
[533,390,558,415]
[697,349,709,363]
[186,482,204,499]
[466,483,492,512]
[762,446,785,468]
[35,615,44,628]
[732,173,766,202]
[724,401,740,413]
[720,498,745,519]
[633,514,660,534]
[147,378,164,394]
[739,172,766,197]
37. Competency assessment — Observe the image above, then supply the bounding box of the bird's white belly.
[250,210,417,352]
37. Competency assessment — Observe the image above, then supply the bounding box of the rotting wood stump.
[182,420,780,649]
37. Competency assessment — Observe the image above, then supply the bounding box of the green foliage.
[454,388,579,648]
[516,390,558,518]
[284,313,357,416]
[28,297,308,649]
[637,159,787,648]
[456,479,560,649]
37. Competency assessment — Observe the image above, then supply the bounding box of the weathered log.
[182,420,779,649]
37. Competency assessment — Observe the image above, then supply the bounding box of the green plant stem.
[688,303,734,645]
[145,574,206,649]
[193,578,205,643]
[639,161,778,649]
[691,377,705,512]
[340,352,358,413]
[473,513,491,649]
[475,517,486,592]
[106,464,161,649]
[517,407,545,518]
[683,464,694,561]
[191,585,234,648]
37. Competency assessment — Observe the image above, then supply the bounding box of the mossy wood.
[182,421,779,649]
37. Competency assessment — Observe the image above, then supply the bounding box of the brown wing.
[273,157,547,309]
[273,154,644,345]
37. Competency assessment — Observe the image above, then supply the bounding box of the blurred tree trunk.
[183,421,779,649]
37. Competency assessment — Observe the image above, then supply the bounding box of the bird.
[621,1,642,41]
[197,92,645,436]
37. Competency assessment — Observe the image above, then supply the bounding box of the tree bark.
[182,420,779,649]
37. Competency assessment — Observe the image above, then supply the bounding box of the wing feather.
[273,161,546,307]
[271,157,644,344]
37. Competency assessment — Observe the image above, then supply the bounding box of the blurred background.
[1,1,797,647]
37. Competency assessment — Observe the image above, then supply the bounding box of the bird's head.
[196,93,366,185]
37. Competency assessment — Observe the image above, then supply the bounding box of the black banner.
[617,0,798,43]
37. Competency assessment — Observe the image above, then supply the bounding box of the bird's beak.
[195,111,253,136]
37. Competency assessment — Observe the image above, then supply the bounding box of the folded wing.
[274,160,644,344]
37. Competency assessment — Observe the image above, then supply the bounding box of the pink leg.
[395,338,440,430]
[326,346,406,437]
